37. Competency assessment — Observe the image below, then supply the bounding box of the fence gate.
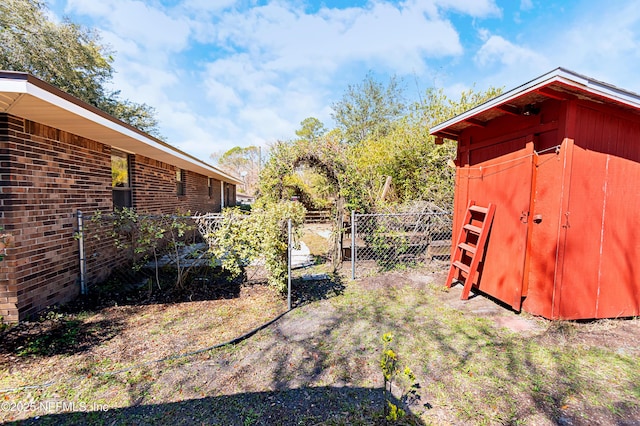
[350,210,452,279]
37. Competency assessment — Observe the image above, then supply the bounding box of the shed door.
[556,106,640,319]
[463,136,533,309]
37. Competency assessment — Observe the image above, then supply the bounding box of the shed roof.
[430,67,640,141]
[0,71,242,184]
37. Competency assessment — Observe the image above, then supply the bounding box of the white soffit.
[0,72,241,185]
[430,67,640,136]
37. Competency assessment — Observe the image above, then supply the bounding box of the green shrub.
[380,332,419,422]
[209,201,305,292]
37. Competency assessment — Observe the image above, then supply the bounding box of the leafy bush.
[90,208,196,290]
[208,201,306,292]
[368,225,411,270]
[0,226,14,262]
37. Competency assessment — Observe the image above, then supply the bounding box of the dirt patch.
[0,282,286,389]
[359,268,544,335]
[1,266,639,425]
[277,303,338,342]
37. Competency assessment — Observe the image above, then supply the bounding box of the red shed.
[430,68,640,320]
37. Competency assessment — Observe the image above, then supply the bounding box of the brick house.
[0,71,242,322]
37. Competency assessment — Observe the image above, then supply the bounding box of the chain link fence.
[76,203,452,305]
[348,203,452,279]
[77,211,281,303]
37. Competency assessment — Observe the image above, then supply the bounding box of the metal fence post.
[287,218,292,311]
[77,210,87,295]
[351,210,356,280]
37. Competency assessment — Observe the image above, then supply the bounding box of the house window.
[112,150,132,209]
[176,169,186,196]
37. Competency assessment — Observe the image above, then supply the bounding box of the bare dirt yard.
[1,225,639,425]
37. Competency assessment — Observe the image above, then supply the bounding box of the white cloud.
[432,0,501,17]
[207,0,465,74]
[203,54,280,108]
[527,2,640,92]
[474,34,548,69]
[181,0,237,13]
[184,0,479,158]
[558,4,640,63]
[464,1,640,97]
[443,82,471,100]
[112,64,178,103]
[66,0,192,53]
[48,0,640,167]
[239,107,292,139]
[53,0,511,160]
[520,0,533,11]
[461,32,552,92]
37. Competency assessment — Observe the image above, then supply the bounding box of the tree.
[255,76,502,267]
[99,96,162,139]
[295,117,326,142]
[348,86,503,209]
[258,132,351,267]
[331,73,406,145]
[211,145,261,194]
[0,0,163,137]
[0,0,112,103]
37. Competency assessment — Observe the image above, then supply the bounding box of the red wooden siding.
[454,96,640,319]
[522,128,562,319]
[448,98,640,319]
[458,137,533,309]
[558,104,640,319]
[434,71,640,319]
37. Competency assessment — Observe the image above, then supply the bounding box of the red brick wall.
[224,182,237,207]
[185,171,219,214]
[130,156,229,214]
[130,154,179,214]
[0,114,234,322]
[0,114,114,321]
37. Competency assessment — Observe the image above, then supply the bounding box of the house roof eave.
[0,71,243,185]
[429,67,640,141]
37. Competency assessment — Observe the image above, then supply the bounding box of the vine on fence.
[0,226,14,262]
[90,208,196,291]
[369,225,411,270]
[204,200,305,292]
[85,201,304,294]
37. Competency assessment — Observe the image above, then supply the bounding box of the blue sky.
[46,0,640,163]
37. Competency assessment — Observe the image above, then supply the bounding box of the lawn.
[0,227,638,425]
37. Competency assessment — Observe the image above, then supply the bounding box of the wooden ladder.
[446,201,496,300]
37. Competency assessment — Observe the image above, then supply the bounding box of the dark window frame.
[176,168,186,196]
[112,150,132,209]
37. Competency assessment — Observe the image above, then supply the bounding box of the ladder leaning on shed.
[446,201,496,300]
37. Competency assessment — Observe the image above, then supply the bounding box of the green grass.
[324,281,640,424]
[1,270,638,425]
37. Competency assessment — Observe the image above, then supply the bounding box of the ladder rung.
[463,224,482,234]
[469,205,488,214]
[447,202,495,299]
[452,260,470,274]
[458,242,476,254]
